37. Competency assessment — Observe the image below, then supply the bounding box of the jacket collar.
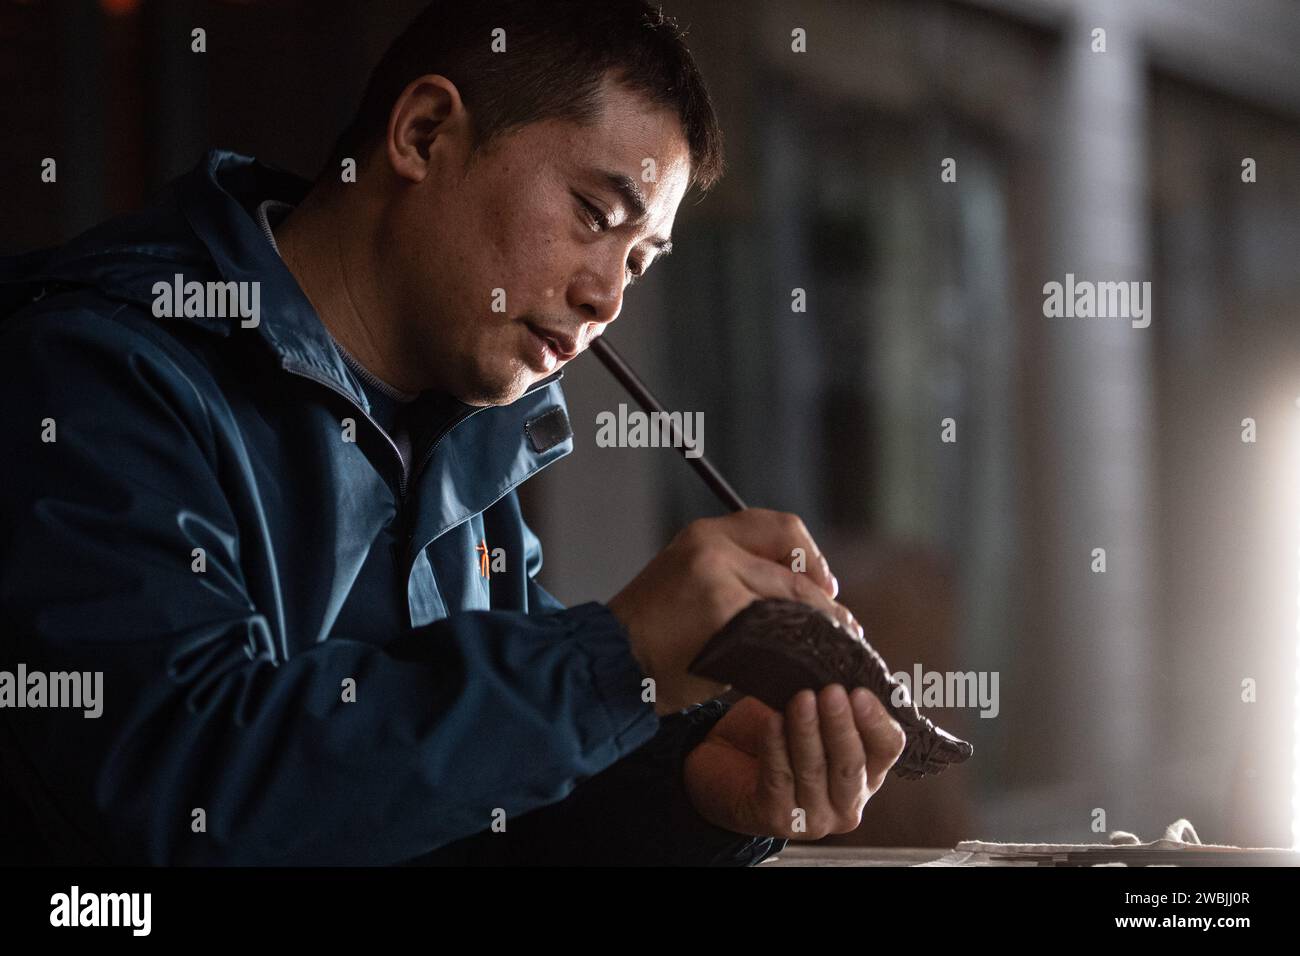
[177,150,373,406]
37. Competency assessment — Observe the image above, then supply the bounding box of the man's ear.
[385,74,471,184]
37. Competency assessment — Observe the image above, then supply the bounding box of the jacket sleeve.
[0,305,660,866]
[437,514,786,866]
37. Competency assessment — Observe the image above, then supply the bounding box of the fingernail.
[817,556,835,594]
[823,685,847,715]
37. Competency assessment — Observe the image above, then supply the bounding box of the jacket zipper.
[283,363,413,496]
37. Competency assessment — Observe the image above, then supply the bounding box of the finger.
[851,687,907,794]
[734,552,843,630]
[818,684,868,817]
[757,709,796,824]
[717,509,838,599]
[784,689,830,830]
[732,547,863,638]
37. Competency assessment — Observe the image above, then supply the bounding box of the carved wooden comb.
[689,598,974,780]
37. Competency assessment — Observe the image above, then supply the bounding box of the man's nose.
[567,260,625,326]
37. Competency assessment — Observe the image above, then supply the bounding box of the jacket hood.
[2,151,305,320]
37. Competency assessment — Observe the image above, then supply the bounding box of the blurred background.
[3,0,1299,850]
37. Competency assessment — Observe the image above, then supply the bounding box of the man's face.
[386,77,692,405]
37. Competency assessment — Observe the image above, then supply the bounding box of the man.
[0,0,905,865]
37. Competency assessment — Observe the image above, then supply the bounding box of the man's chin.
[457,365,536,407]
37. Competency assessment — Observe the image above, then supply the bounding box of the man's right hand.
[606,509,863,715]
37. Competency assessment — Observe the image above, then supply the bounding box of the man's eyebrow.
[597,170,673,254]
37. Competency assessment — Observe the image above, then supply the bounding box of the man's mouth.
[523,321,580,371]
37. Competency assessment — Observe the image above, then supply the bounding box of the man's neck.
[274,191,425,396]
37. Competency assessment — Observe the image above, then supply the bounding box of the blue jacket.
[0,149,783,866]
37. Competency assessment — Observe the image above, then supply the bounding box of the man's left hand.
[683,685,906,839]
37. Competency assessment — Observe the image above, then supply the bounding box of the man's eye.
[626,259,646,285]
[578,197,609,232]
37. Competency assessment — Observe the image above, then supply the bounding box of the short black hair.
[326,0,724,192]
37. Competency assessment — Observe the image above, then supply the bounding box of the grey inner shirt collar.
[254,198,419,405]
